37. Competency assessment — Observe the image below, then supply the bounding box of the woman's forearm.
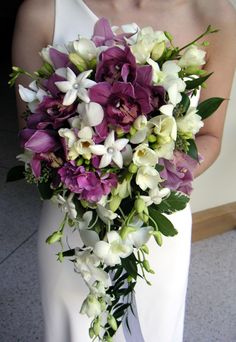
[193,134,221,178]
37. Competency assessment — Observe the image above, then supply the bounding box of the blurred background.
[0,1,235,341]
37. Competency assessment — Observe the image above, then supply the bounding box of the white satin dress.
[38,1,199,341]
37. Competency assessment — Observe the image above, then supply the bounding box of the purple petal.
[25,130,60,153]
[134,84,152,114]
[92,18,114,47]
[136,65,153,87]
[112,82,135,98]
[89,82,112,105]
[49,48,69,69]
[43,73,66,97]
[19,129,35,148]
[30,156,41,178]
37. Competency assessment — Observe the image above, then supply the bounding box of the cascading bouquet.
[8,18,223,341]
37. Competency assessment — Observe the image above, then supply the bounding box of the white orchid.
[77,102,104,127]
[178,45,206,68]
[74,248,109,285]
[19,81,47,112]
[96,204,118,225]
[136,166,162,191]
[76,211,99,248]
[73,38,98,61]
[133,143,158,167]
[140,187,170,207]
[130,115,149,144]
[176,107,204,138]
[80,294,103,317]
[55,67,96,105]
[16,150,33,168]
[53,193,77,220]
[90,131,129,168]
[149,114,177,143]
[94,231,133,267]
[124,218,153,248]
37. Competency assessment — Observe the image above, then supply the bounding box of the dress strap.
[53,0,98,45]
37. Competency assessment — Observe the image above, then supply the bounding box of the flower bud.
[104,335,113,342]
[109,195,122,212]
[151,41,166,61]
[89,327,95,338]
[140,244,149,254]
[148,134,157,143]
[119,226,136,240]
[98,297,106,312]
[128,163,138,174]
[76,158,84,166]
[152,230,163,246]
[107,314,118,331]
[69,53,87,72]
[143,259,151,272]
[46,231,63,244]
[129,126,137,136]
[93,317,101,336]
[116,127,125,137]
[135,198,146,214]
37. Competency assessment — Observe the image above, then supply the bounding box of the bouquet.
[8,18,223,341]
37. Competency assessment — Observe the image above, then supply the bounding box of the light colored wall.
[190,0,236,212]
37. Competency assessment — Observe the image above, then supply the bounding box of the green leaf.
[38,180,53,200]
[187,139,199,161]
[157,191,189,214]
[121,253,138,279]
[197,97,225,120]
[6,165,25,182]
[149,207,178,236]
[185,73,213,90]
[180,93,190,113]
[113,303,130,319]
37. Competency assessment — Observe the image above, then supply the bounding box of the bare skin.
[12,0,236,178]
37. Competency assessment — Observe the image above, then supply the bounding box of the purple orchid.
[58,162,118,202]
[42,73,66,97]
[20,129,61,154]
[89,81,152,132]
[49,48,70,69]
[95,46,137,84]
[159,151,199,195]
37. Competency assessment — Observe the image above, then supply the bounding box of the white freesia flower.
[55,68,96,105]
[176,107,204,137]
[77,102,104,127]
[136,166,162,191]
[58,128,77,148]
[90,131,129,168]
[54,193,77,220]
[133,143,158,167]
[156,140,175,160]
[149,115,177,143]
[140,187,170,206]
[73,38,98,61]
[76,211,99,248]
[94,231,133,267]
[130,115,148,144]
[80,294,103,317]
[159,104,175,116]
[74,248,109,285]
[178,45,206,68]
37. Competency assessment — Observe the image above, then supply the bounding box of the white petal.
[114,138,129,151]
[107,231,120,244]
[90,144,107,155]
[77,69,93,82]
[167,83,179,106]
[55,67,67,78]
[55,80,72,93]
[18,85,36,102]
[104,131,115,148]
[159,104,174,116]
[66,67,76,82]
[80,230,100,247]
[99,153,112,168]
[130,128,147,144]
[78,126,93,139]
[37,89,47,102]
[105,251,121,266]
[63,89,78,106]
[94,241,110,259]
[129,227,153,248]
[84,102,104,127]
[77,88,90,103]
[29,80,38,91]
[112,151,123,168]
[81,79,97,88]
[122,144,133,166]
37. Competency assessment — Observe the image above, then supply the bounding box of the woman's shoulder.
[16,0,55,44]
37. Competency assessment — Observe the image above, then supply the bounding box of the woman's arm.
[193,1,236,177]
[12,0,54,129]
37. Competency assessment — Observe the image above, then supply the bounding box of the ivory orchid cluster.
[8,18,223,341]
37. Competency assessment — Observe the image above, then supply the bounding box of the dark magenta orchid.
[95,46,137,84]
[20,129,61,154]
[89,81,152,132]
[49,48,70,69]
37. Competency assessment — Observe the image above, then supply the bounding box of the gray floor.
[0,76,236,342]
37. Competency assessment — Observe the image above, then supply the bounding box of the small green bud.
[89,327,95,339]
[69,53,87,72]
[184,66,201,75]
[202,40,209,46]
[109,195,122,212]
[127,275,133,282]
[129,126,137,136]
[107,314,118,331]
[116,127,125,137]
[151,41,166,61]
[143,259,151,272]
[164,31,173,42]
[140,244,149,254]
[128,163,138,174]
[152,230,163,246]
[46,231,63,244]
[135,198,146,214]
[93,319,101,336]
[76,158,84,166]
[104,335,113,342]
[98,297,106,312]
[148,134,157,143]
[57,251,64,263]
[80,200,88,208]
[88,57,97,69]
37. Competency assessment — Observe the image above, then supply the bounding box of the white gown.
[38,1,199,341]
